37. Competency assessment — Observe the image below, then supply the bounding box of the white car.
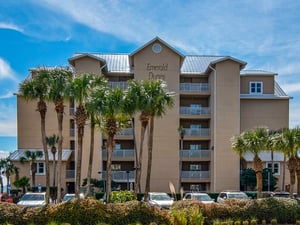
[17,192,48,207]
[62,193,84,202]
[183,192,215,204]
[217,191,249,203]
[148,192,174,209]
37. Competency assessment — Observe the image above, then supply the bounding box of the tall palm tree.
[0,159,18,193]
[84,74,108,197]
[19,69,51,203]
[140,80,174,201]
[47,68,73,202]
[277,127,300,196]
[46,134,59,187]
[20,150,43,188]
[88,87,129,203]
[232,128,268,198]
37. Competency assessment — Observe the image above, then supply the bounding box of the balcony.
[180,106,210,116]
[66,170,75,179]
[183,128,210,137]
[181,170,210,179]
[102,170,135,182]
[180,150,210,159]
[102,149,135,160]
[180,83,209,92]
[109,81,128,90]
[116,128,133,136]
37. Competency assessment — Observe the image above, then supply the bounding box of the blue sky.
[0,0,300,136]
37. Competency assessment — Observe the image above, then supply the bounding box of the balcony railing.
[180,83,209,92]
[109,81,128,90]
[102,149,134,159]
[183,128,210,136]
[180,106,210,115]
[181,170,210,179]
[66,170,75,179]
[180,150,210,158]
[116,128,133,136]
[102,170,135,182]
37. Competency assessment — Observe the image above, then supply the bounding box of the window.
[190,144,201,150]
[266,162,280,175]
[30,162,45,175]
[190,104,201,114]
[115,143,121,150]
[111,164,121,170]
[190,164,201,170]
[250,82,263,94]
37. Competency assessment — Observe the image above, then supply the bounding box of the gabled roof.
[204,56,247,73]
[68,53,106,67]
[130,36,185,59]
[9,149,72,161]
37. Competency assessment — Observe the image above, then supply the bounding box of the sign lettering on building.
[146,63,167,80]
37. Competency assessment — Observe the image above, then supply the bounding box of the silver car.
[183,192,215,204]
[148,192,174,209]
[217,191,249,203]
[17,192,48,207]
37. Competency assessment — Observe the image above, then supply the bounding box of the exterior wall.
[240,99,289,131]
[71,56,101,75]
[213,60,241,192]
[131,41,181,192]
[240,76,274,94]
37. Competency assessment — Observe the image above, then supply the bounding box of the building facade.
[11,37,290,194]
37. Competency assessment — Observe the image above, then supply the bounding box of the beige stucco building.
[10,37,291,194]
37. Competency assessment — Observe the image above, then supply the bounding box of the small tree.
[13,176,30,194]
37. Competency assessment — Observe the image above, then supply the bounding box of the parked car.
[17,192,49,207]
[0,193,14,203]
[62,193,84,202]
[183,192,214,204]
[148,192,174,209]
[217,191,249,203]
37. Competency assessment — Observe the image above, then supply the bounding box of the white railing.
[109,81,128,90]
[181,170,210,179]
[102,170,135,182]
[180,150,210,158]
[102,149,134,158]
[180,83,209,92]
[183,128,210,136]
[180,106,210,115]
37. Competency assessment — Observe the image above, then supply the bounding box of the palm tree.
[19,69,51,203]
[0,158,18,193]
[139,80,174,201]
[88,86,129,203]
[47,68,73,202]
[84,74,108,197]
[46,134,59,187]
[20,150,43,188]
[232,128,268,198]
[277,127,300,196]
[13,176,30,194]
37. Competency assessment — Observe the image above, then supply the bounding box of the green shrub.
[110,190,134,203]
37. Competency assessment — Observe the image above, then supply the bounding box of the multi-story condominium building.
[10,37,290,194]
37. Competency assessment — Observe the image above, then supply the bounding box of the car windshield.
[63,195,75,201]
[21,194,44,201]
[228,193,248,199]
[150,194,171,201]
[195,195,212,201]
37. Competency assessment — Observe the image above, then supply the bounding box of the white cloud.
[0,22,23,33]
[0,58,17,81]
[0,102,16,136]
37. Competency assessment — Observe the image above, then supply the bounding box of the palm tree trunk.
[52,151,56,187]
[287,155,297,196]
[145,116,154,201]
[253,154,263,198]
[282,155,286,191]
[86,116,95,197]
[75,126,84,198]
[39,103,50,204]
[134,118,148,199]
[0,177,3,193]
[56,107,64,203]
[106,135,114,203]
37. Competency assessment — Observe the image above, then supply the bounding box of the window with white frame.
[250,81,263,94]
[266,162,280,175]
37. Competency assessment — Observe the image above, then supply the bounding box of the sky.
[0,0,300,137]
